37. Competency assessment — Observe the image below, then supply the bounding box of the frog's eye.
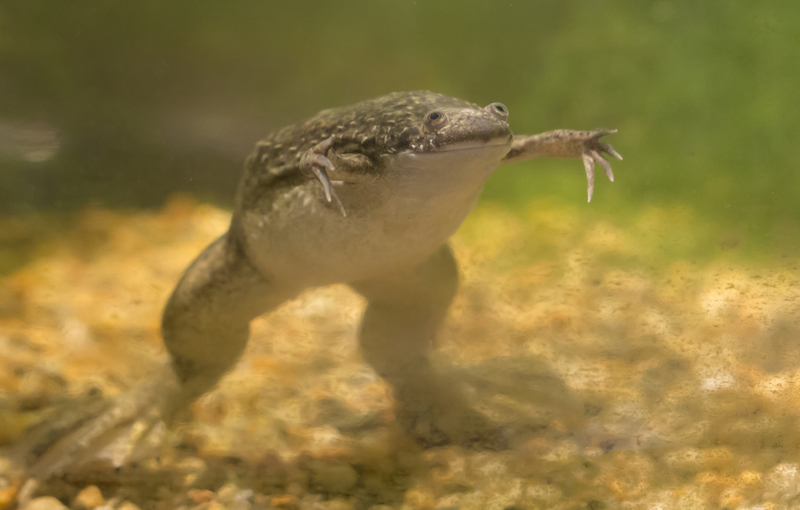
[487,102,509,120]
[423,110,449,130]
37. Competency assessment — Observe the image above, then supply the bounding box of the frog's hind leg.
[161,232,296,408]
[351,245,505,449]
[15,233,296,478]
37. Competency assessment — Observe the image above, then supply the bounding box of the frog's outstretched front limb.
[351,245,506,449]
[502,129,622,202]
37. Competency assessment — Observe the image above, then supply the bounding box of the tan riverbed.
[1,197,799,510]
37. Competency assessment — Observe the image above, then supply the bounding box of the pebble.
[216,483,238,503]
[324,498,354,510]
[117,503,142,510]
[0,486,18,509]
[188,490,216,504]
[311,462,359,494]
[270,494,299,509]
[72,486,104,509]
[22,497,68,510]
[176,457,207,472]
[93,498,119,510]
[222,486,253,510]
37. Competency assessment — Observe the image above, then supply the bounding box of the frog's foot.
[580,129,623,203]
[390,368,508,450]
[8,366,178,479]
[299,135,347,217]
[397,399,508,450]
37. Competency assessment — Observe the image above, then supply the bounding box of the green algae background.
[4,3,800,509]
[0,0,798,259]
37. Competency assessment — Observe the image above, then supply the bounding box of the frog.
[14,91,621,478]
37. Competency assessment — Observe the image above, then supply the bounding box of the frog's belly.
[241,146,507,286]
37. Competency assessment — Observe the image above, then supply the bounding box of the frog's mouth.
[404,137,511,158]
[388,140,509,176]
[396,137,511,158]
[427,128,514,153]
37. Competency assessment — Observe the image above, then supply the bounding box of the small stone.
[176,457,207,472]
[270,494,299,509]
[216,483,238,504]
[311,462,359,494]
[253,493,271,505]
[0,486,18,509]
[94,498,120,510]
[72,486,104,509]
[325,498,354,510]
[16,479,39,509]
[188,490,216,504]
[765,463,800,497]
[117,503,142,510]
[229,489,254,510]
[23,496,68,510]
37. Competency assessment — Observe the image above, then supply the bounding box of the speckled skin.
[234,92,515,287]
[20,91,621,477]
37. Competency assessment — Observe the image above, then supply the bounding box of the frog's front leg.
[299,136,377,217]
[351,245,505,449]
[503,129,622,202]
[299,136,346,216]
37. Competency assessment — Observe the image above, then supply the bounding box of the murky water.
[1,3,798,509]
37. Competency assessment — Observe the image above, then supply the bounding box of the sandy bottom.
[1,196,800,510]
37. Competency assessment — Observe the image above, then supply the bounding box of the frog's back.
[235,92,511,286]
[249,91,482,171]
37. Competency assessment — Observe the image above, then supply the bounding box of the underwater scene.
[1,2,799,509]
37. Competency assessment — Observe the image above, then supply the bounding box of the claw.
[11,365,178,479]
[329,187,347,217]
[306,159,334,202]
[591,150,615,182]
[582,130,622,202]
[300,136,347,217]
[602,143,623,161]
[582,153,595,203]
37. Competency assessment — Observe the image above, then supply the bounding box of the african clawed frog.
[19,91,621,477]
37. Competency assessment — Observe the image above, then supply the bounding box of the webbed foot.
[299,135,347,216]
[7,366,179,479]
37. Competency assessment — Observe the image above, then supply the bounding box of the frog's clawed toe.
[396,403,510,451]
[8,368,177,479]
[299,135,347,217]
[582,129,623,203]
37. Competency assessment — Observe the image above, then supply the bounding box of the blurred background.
[3,3,800,507]
[1,1,797,259]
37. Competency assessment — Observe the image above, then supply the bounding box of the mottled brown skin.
[16,91,621,478]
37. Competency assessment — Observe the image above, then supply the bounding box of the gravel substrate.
[1,197,800,509]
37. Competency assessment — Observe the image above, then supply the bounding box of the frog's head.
[321,91,512,158]
[374,91,513,155]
